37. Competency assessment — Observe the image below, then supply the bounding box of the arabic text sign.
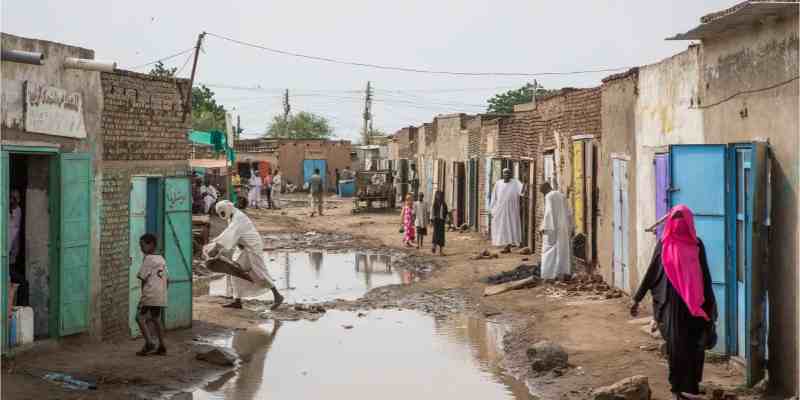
[25,81,87,138]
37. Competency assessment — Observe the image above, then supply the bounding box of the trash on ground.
[43,372,97,391]
[591,375,651,400]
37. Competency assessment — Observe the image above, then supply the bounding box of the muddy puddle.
[209,250,421,303]
[182,310,534,400]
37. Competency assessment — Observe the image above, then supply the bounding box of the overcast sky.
[2,1,734,142]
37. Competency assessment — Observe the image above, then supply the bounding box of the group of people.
[400,191,448,255]
[244,168,283,210]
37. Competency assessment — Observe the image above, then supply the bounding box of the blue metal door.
[303,160,327,190]
[669,145,728,353]
[730,142,769,385]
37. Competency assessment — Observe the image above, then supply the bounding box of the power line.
[206,32,631,77]
[697,75,799,109]
[175,51,195,77]
[129,47,195,70]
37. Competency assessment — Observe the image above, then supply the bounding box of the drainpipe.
[1,49,44,65]
[64,57,116,72]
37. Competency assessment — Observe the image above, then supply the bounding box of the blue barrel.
[338,180,355,197]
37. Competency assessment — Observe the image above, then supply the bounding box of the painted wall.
[433,114,470,208]
[598,70,639,290]
[275,140,352,191]
[634,47,704,292]
[699,15,799,394]
[1,33,104,338]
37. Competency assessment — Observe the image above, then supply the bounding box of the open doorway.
[9,154,55,341]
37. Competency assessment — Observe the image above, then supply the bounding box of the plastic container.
[8,314,17,347]
[338,180,355,198]
[14,307,34,345]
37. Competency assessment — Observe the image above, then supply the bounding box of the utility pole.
[236,114,241,140]
[184,31,206,121]
[362,81,372,145]
[282,89,290,138]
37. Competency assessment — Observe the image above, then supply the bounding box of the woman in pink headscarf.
[631,205,717,400]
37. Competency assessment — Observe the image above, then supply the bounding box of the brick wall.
[99,70,192,339]
[100,70,191,161]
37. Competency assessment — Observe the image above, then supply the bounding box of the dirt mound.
[483,264,540,285]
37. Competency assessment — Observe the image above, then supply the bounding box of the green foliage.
[148,61,177,78]
[265,111,333,139]
[191,85,227,132]
[486,82,557,114]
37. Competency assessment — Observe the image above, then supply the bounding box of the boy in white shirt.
[413,193,429,249]
[136,233,168,356]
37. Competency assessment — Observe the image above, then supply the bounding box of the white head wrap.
[215,200,235,220]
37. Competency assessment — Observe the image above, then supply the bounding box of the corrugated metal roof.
[668,1,799,40]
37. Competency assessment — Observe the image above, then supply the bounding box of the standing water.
[187,310,533,400]
[209,251,419,303]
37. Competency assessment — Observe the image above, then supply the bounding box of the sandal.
[136,344,155,356]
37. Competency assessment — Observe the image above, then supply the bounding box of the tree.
[191,85,227,132]
[148,61,177,78]
[265,111,333,139]
[485,81,557,114]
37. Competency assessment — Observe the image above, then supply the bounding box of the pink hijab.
[661,204,709,321]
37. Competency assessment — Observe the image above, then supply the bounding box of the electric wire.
[697,76,799,109]
[205,32,631,77]
[130,47,195,70]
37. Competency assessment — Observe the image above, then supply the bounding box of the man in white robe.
[205,201,283,309]
[200,180,218,214]
[490,168,525,253]
[248,172,262,209]
[539,182,573,280]
[271,169,283,209]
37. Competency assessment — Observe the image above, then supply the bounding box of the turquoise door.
[58,153,92,336]
[163,177,192,330]
[303,160,327,189]
[1,151,8,349]
[669,145,728,353]
[729,143,769,385]
[129,177,147,336]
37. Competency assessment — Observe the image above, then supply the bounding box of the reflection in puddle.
[189,310,533,400]
[210,251,420,303]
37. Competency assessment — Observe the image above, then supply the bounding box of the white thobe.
[540,190,572,280]
[201,185,218,214]
[271,175,282,207]
[490,179,524,247]
[208,209,273,298]
[248,175,262,206]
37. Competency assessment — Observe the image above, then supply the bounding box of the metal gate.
[164,177,192,330]
[612,158,629,292]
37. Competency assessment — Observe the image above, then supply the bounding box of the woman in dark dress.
[430,191,448,256]
[631,205,717,400]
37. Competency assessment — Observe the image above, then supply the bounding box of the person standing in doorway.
[409,164,419,199]
[430,191,448,256]
[8,189,27,306]
[400,194,415,247]
[207,201,283,310]
[272,168,283,209]
[136,233,168,356]
[413,193,429,250]
[490,168,525,254]
[631,205,717,400]
[309,168,324,217]
[539,182,572,280]
[335,168,341,196]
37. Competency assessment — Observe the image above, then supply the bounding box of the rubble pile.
[472,249,499,260]
[545,273,626,299]
[483,264,540,285]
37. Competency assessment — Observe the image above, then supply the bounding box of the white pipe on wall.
[64,57,116,72]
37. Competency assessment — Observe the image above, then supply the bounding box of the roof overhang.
[667,1,799,41]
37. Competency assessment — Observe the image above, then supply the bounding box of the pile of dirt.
[483,264,540,285]
[544,273,625,299]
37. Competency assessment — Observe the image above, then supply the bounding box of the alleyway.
[2,195,752,400]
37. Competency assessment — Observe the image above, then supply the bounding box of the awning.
[190,158,228,169]
[188,130,236,162]
[667,1,799,40]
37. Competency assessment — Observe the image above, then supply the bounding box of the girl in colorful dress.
[401,193,416,247]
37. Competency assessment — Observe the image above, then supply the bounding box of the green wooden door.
[163,177,192,330]
[128,177,148,337]
[1,151,9,350]
[58,153,92,336]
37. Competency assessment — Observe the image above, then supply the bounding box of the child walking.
[136,233,168,356]
[401,193,416,247]
[431,191,448,256]
[413,193,429,249]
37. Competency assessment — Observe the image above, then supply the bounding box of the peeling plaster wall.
[634,47,704,292]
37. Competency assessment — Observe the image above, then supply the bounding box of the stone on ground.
[196,347,239,366]
[592,375,651,400]
[526,341,568,372]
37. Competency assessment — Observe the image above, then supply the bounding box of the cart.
[353,170,396,211]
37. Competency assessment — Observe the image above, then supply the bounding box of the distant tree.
[486,81,557,114]
[265,111,333,139]
[191,85,227,132]
[148,61,177,78]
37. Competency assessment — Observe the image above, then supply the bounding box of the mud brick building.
[98,70,193,339]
